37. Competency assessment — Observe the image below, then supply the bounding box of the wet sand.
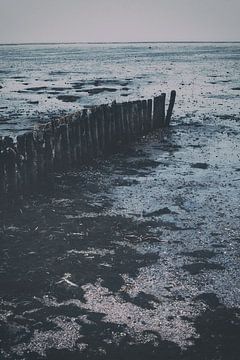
[0,111,240,359]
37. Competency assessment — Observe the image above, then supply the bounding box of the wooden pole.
[43,128,53,178]
[147,99,153,131]
[59,124,69,169]
[89,108,98,157]
[16,134,27,193]
[136,100,143,135]
[142,100,148,134]
[165,90,176,126]
[160,93,166,128]
[0,137,6,197]
[100,105,106,151]
[26,132,38,189]
[121,102,129,142]
[4,137,17,196]
[0,92,176,204]
[103,105,111,152]
[81,111,87,161]
[76,111,83,164]
[96,107,103,153]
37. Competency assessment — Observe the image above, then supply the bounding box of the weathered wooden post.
[165,90,176,126]
[160,93,166,128]
[33,130,44,183]
[71,112,80,165]
[141,100,146,134]
[16,134,27,193]
[89,108,98,157]
[112,102,119,144]
[132,101,138,137]
[4,137,17,196]
[25,132,37,189]
[102,104,111,152]
[59,123,69,169]
[153,93,166,129]
[67,116,74,166]
[126,102,132,138]
[146,99,153,131]
[117,103,123,142]
[96,106,104,153]
[118,103,123,141]
[108,104,114,149]
[99,105,106,151]
[121,102,129,142]
[153,96,160,129]
[72,114,80,165]
[135,101,140,136]
[43,128,53,180]
[52,122,62,171]
[136,100,143,135]
[79,110,88,161]
[66,120,71,165]
[75,112,83,164]
[109,102,115,145]
[0,137,6,197]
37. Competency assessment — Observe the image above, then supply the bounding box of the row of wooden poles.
[0,91,176,199]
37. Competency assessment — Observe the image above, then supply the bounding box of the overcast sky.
[0,0,239,43]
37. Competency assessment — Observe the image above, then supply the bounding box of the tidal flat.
[0,42,240,359]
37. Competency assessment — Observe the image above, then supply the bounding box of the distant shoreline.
[0,41,240,46]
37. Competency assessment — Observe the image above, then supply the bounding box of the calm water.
[0,42,239,136]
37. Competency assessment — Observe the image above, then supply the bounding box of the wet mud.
[0,111,240,359]
[57,95,81,103]
[0,42,239,136]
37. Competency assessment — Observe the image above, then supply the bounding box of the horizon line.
[0,40,240,46]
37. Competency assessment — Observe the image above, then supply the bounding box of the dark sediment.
[57,95,80,102]
[26,86,48,91]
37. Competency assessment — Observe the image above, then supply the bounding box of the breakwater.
[0,91,176,200]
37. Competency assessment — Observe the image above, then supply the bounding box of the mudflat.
[0,109,239,359]
[0,42,239,136]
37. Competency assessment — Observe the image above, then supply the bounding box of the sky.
[0,0,239,43]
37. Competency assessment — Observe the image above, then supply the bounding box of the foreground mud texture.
[0,113,240,360]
